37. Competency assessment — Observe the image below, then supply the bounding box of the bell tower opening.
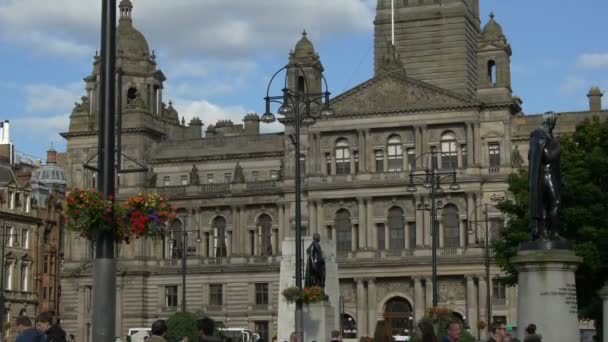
[487,60,497,87]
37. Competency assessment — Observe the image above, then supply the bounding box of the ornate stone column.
[414,277,425,321]
[425,278,433,311]
[365,129,372,173]
[358,130,366,173]
[278,203,285,250]
[367,279,377,334]
[309,200,317,235]
[366,198,374,249]
[316,200,324,239]
[478,276,488,329]
[466,276,478,338]
[459,218,467,248]
[356,279,368,338]
[415,197,424,247]
[438,220,445,248]
[466,122,474,166]
[358,198,366,250]
[474,122,481,166]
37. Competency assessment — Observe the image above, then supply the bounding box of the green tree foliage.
[166,311,198,342]
[493,116,608,327]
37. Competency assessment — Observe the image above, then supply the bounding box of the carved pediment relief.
[331,73,477,116]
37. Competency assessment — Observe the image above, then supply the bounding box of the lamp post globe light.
[406,151,459,307]
[261,60,334,337]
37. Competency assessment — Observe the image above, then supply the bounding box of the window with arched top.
[488,60,497,86]
[341,314,357,338]
[257,214,273,256]
[441,132,458,169]
[442,204,460,248]
[335,209,352,252]
[388,207,405,251]
[297,76,306,93]
[387,135,403,172]
[335,139,351,175]
[212,217,228,257]
[384,297,413,336]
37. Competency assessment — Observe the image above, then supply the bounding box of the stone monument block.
[512,249,582,342]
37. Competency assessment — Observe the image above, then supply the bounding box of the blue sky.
[1,0,607,161]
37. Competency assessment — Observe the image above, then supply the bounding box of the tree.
[166,311,198,342]
[494,116,608,333]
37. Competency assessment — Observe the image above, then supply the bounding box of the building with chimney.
[59,1,607,341]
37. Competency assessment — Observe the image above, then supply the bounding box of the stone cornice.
[150,151,284,164]
[61,127,166,140]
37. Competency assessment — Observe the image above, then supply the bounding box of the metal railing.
[246,181,278,192]
[440,248,458,256]
[492,297,507,306]
[200,183,230,194]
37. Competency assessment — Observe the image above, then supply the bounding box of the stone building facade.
[59,0,608,341]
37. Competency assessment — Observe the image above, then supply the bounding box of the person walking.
[35,312,66,342]
[197,317,221,342]
[440,321,461,342]
[523,324,542,342]
[15,316,43,342]
[487,321,506,342]
[148,320,168,342]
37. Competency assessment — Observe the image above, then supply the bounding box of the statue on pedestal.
[528,111,564,244]
[232,162,245,184]
[305,233,326,288]
[189,164,200,185]
[146,168,157,187]
[511,145,523,169]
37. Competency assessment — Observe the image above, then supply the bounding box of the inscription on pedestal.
[539,283,577,314]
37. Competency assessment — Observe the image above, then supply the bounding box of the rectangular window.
[255,321,269,342]
[224,172,232,183]
[461,144,468,168]
[43,255,49,274]
[377,224,385,250]
[492,280,506,300]
[21,229,28,249]
[407,148,416,170]
[163,176,170,186]
[164,285,178,309]
[270,170,279,180]
[181,175,188,185]
[375,150,384,173]
[255,283,269,305]
[354,152,359,173]
[489,142,501,167]
[15,193,21,209]
[209,284,223,307]
[43,287,47,299]
[299,155,306,177]
[207,174,214,184]
[251,171,259,182]
[20,265,28,292]
[387,144,403,172]
[326,154,332,175]
[7,227,14,247]
[408,222,416,249]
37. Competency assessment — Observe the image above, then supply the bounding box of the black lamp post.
[407,151,459,307]
[261,63,334,337]
[169,226,201,313]
[468,203,498,333]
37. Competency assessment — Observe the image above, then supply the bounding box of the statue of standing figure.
[528,111,562,242]
[189,164,200,185]
[305,233,326,289]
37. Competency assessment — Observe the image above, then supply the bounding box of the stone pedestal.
[303,300,335,342]
[277,236,340,342]
[599,285,608,342]
[511,249,582,342]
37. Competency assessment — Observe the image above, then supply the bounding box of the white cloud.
[559,76,586,95]
[578,53,608,69]
[24,83,82,113]
[12,113,70,149]
[0,0,373,60]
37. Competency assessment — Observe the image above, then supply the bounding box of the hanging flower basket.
[122,193,176,239]
[281,286,324,304]
[64,189,176,243]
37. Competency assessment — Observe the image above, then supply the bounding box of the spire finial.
[489,12,495,19]
[119,0,133,20]
[302,29,307,37]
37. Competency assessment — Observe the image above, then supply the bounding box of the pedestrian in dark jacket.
[196,317,222,342]
[16,316,43,342]
[523,324,542,342]
[35,312,66,342]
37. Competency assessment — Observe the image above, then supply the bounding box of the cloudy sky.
[1,0,607,160]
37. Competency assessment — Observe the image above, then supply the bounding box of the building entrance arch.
[384,297,414,338]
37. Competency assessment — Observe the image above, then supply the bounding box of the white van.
[128,328,151,342]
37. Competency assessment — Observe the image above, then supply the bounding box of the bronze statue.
[305,233,326,288]
[189,164,200,185]
[528,111,562,241]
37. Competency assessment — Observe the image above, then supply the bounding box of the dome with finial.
[588,86,603,96]
[481,12,506,42]
[294,30,315,59]
[117,0,151,61]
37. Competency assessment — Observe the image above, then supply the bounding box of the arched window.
[335,139,351,175]
[388,207,405,251]
[257,214,273,256]
[335,209,352,252]
[384,297,414,337]
[440,132,458,169]
[127,87,137,103]
[341,314,357,338]
[387,135,403,172]
[442,204,460,248]
[297,76,306,93]
[487,60,497,86]
[169,219,184,259]
[212,217,228,257]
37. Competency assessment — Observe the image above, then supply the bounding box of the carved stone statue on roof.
[378,37,405,75]
[190,164,200,185]
[511,145,523,169]
[72,96,89,114]
[232,162,245,184]
[126,89,147,110]
[145,167,157,187]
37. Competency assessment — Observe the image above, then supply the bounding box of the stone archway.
[383,297,414,338]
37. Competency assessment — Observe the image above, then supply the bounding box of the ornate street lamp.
[407,151,459,307]
[261,62,334,337]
